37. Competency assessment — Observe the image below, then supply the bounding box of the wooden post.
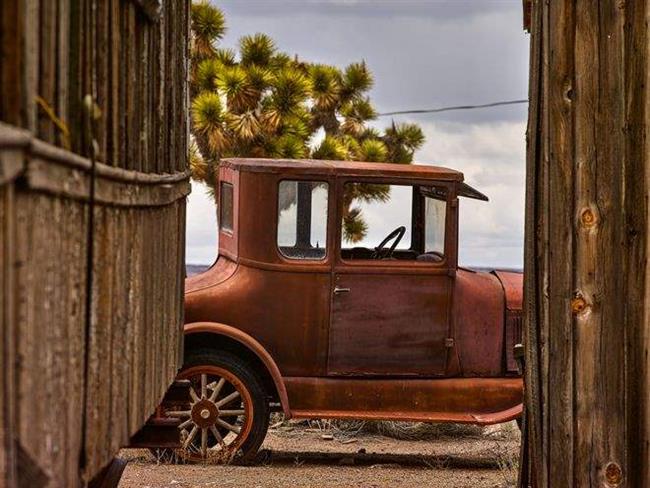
[521,0,649,486]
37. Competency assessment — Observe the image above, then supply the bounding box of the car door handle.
[333,286,351,294]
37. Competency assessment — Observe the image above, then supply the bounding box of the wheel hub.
[191,399,219,428]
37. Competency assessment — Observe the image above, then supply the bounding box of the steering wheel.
[373,226,406,259]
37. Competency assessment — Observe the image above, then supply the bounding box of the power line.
[377,99,529,116]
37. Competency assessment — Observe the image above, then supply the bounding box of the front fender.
[184,322,291,419]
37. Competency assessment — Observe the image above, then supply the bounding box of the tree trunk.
[521,1,649,487]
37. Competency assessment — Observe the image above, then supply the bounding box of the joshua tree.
[189,1,425,242]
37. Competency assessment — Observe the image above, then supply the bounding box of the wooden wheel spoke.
[208,378,226,402]
[215,390,240,408]
[183,425,199,449]
[167,410,191,418]
[218,409,245,417]
[201,374,207,399]
[189,387,200,403]
[201,428,208,457]
[210,426,226,448]
[178,418,193,430]
[216,418,241,434]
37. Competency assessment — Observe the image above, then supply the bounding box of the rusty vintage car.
[162,158,523,462]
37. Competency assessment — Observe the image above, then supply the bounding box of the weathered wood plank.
[96,0,110,162]
[0,1,190,485]
[623,2,650,487]
[0,0,24,127]
[37,0,57,143]
[522,1,650,486]
[56,0,71,149]
[0,167,18,487]
[573,2,602,487]
[130,0,160,22]
[24,0,40,133]
[545,2,575,486]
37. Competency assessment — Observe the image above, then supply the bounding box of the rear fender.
[184,322,291,418]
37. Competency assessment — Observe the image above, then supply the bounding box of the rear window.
[277,180,328,260]
[220,182,233,232]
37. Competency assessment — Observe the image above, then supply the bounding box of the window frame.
[421,187,448,256]
[275,178,330,262]
[335,177,455,269]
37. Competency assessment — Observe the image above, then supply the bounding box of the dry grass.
[270,414,512,442]
[370,421,484,440]
[490,440,519,487]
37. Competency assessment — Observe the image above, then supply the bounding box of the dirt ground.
[118,422,520,488]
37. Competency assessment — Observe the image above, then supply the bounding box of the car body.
[167,158,523,462]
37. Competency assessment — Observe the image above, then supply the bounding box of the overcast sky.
[186,0,529,268]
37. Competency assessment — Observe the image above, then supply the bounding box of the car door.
[327,181,453,377]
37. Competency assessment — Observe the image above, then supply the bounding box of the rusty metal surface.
[493,270,524,373]
[493,270,524,311]
[328,272,451,376]
[129,382,189,448]
[129,421,182,449]
[222,158,465,181]
[184,322,291,417]
[452,269,505,377]
[185,257,238,294]
[184,158,522,425]
[285,377,522,425]
[186,262,331,378]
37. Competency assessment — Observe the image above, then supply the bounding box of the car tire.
[152,349,270,464]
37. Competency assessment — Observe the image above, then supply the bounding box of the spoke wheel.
[169,365,254,463]
[155,350,270,464]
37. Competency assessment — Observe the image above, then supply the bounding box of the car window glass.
[340,183,412,259]
[277,180,328,260]
[220,182,233,232]
[424,196,446,255]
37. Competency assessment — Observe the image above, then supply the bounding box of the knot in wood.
[604,462,622,486]
[564,86,574,102]
[571,294,588,315]
[580,207,598,228]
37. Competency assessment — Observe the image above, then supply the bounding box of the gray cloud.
[215,0,528,123]
[218,1,517,21]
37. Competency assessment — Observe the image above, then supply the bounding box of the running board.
[284,377,522,425]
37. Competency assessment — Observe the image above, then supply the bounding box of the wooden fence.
[0,1,190,486]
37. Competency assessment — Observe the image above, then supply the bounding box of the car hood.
[491,270,523,311]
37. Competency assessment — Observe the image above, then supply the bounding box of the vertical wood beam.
[522,0,649,486]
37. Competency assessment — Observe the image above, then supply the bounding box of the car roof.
[221,158,489,201]
[221,158,464,181]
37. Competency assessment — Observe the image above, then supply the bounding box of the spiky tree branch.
[189,2,426,242]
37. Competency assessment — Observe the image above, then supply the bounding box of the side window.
[220,182,234,233]
[340,183,413,260]
[424,194,446,255]
[277,180,328,260]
